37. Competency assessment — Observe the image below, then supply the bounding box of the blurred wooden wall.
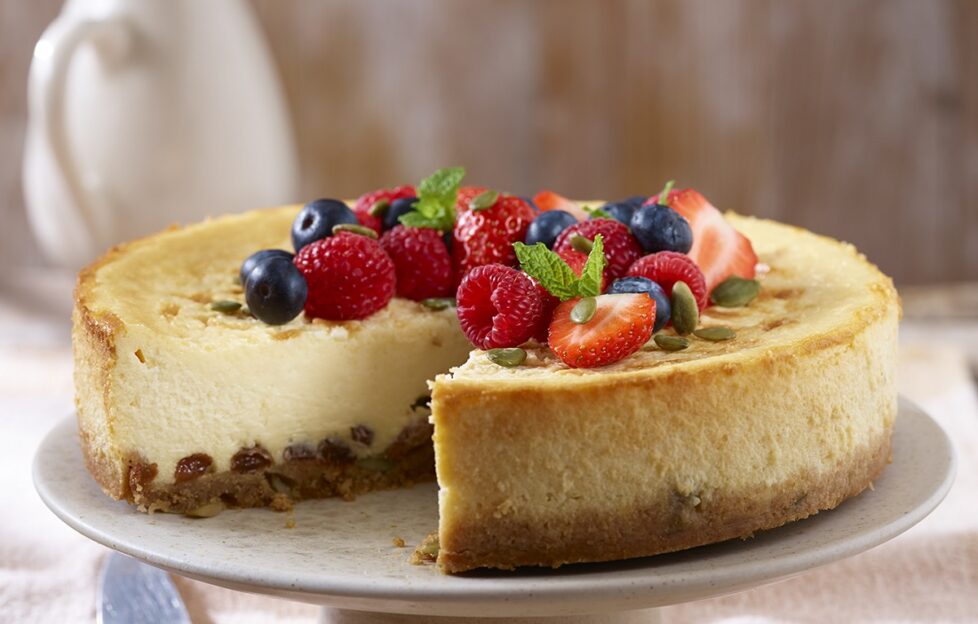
[3,0,977,284]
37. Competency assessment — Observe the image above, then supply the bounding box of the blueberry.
[520,196,539,211]
[291,199,358,251]
[239,249,293,285]
[608,276,671,332]
[383,196,419,231]
[594,196,646,225]
[629,204,693,254]
[245,255,307,325]
[525,210,578,248]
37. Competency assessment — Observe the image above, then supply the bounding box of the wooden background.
[2,0,976,285]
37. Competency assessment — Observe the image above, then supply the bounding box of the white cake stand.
[34,398,954,624]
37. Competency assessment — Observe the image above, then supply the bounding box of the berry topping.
[594,196,645,225]
[456,264,543,349]
[293,232,396,320]
[548,293,655,368]
[379,226,455,301]
[244,254,307,325]
[607,276,671,332]
[291,199,358,252]
[552,218,642,281]
[667,188,758,291]
[525,210,578,248]
[532,190,589,221]
[240,249,293,285]
[630,182,693,254]
[383,196,419,231]
[626,251,709,311]
[353,185,416,234]
[452,194,536,277]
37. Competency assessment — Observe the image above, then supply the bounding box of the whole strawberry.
[552,218,642,282]
[456,264,543,349]
[379,226,454,301]
[293,232,396,320]
[353,185,416,235]
[452,194,536,278]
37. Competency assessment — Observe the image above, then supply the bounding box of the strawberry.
[353,185,416,234]
[455,186,490,213]
[552,219,642,282]
[456,264,543,349]
[452,194,536,277]
[379,226,454,301]
[626,251,709,311]
[294,232,396,320]
[666,189,757,292]
[548,294,655,368]
[533,190,589,221]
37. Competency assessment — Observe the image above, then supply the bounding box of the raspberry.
[552,218,642,281]
[353,185,416,234]
[626,251,709,310]
[293,232,396,320]
[452,195,536,278]
[379,226,454,301]
[456,264,543,349]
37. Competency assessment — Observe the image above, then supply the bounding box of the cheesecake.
[72,178,899,572]
[74,207,473,513]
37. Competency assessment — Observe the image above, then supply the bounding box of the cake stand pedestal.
[34,398,954,623]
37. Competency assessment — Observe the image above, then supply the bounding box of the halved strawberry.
[548,294,655,368]
[533,190,589,221]
[667,189,757,292]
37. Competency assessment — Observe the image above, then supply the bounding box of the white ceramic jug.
[23,0,298,269]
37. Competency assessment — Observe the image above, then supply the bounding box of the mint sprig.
[513,234,606,301]
[399,166,465,232]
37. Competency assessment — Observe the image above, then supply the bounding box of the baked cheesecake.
[72,170,899,573]
[74,206,473,513]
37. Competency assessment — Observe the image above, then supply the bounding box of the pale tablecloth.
[2,282,976,623]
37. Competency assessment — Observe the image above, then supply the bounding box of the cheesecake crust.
[436,424,892,573]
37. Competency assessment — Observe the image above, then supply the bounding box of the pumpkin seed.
[694,326,736,341]
[671,281,699,335]
[469,189,500,211]
[570,297,597,324]
[421,297,455,311]
[357,456,393,472]
[654,334,689,351]
[710,276,761,307]
[569,234,594,254]
[368,199,390,217]
[487,347,527,367]
[210,300,242,313]
[332,223,379,239]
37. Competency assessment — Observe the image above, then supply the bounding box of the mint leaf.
[399,166,465,231]
[577,234,606,297]
[513,242,580,301]
[583,205,613,220]
[514,236,608,301]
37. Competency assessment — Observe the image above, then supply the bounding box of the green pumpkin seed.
[487,347,527,367]
[469,189,500,211]
[654,334,689,351]
[694,326,736,341]
[357,456,393,472]
[210,300,242,314]
[569,234,594,254]
[570,297,597,324]
[671,281,699,335]
[421,297,455,311]
[710,277,761,307]
[332,223,379,239]
[368,199,390,217]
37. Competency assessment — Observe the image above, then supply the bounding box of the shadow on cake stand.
[33,398,954,624]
